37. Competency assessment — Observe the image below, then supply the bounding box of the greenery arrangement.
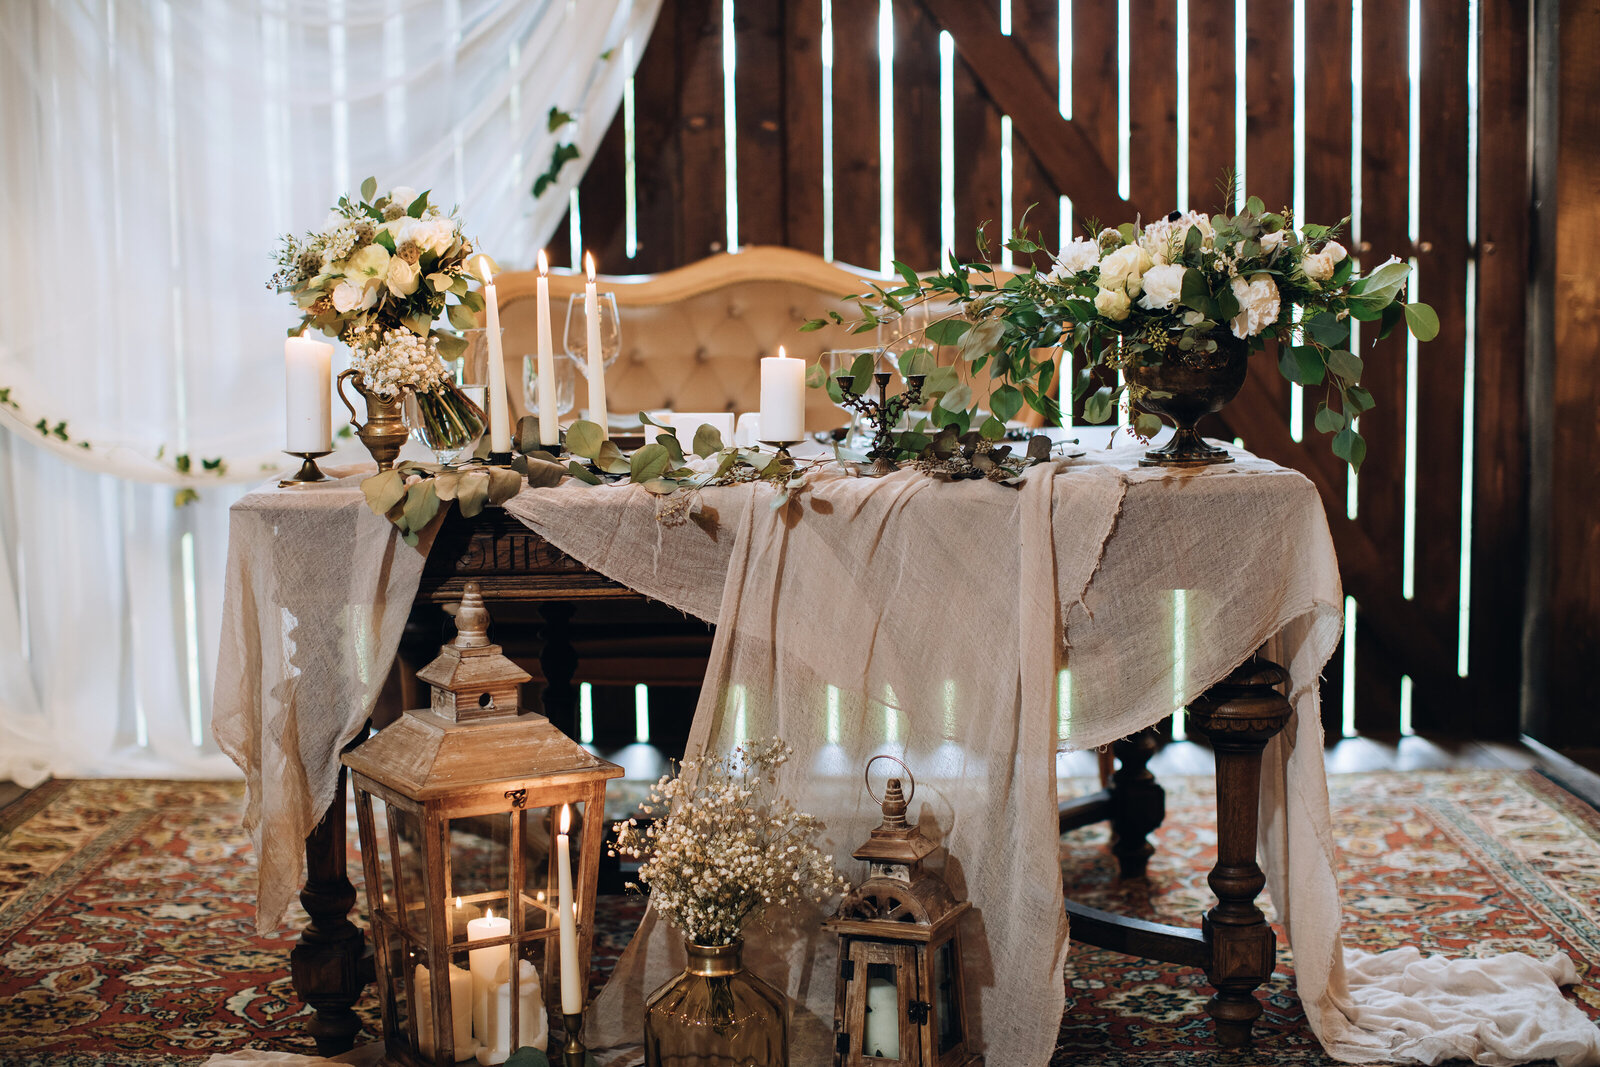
[270,177,491,447]
[804,180,1438,470]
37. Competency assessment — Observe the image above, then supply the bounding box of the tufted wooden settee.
[489,246,893,430]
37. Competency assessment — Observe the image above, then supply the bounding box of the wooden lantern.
[825,761,981,1067]
[344,582,622,1066]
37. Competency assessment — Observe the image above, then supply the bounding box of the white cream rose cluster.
[1229,273,1281,338]
[1139,210,1215,264]
[1047,237,1102,282]
[1302,240,1349,284]
[1093,243,1155,320]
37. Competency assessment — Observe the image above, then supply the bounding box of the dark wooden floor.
[0,780,26,812]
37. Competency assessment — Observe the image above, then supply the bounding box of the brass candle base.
[562,1010,586,1067]
[759,439,801,461]
[278,451,333,487]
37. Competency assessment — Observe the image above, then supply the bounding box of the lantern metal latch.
[836,1032,850,1056]
[907,1000,930,1026]
[839,959,855,981]
[504,788,527,809]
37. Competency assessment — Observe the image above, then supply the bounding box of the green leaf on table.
[567,461,601,485]
[487,466,523,502]
[978,414,1006,441]
[402,481,442,530]
[1404,302,1440,342]
[692,424,725,457]
[596,439,632,474]
[1133,411,1164,439]
[565,419,604,459]
[524,457,566,488]
[1278,345,1326,386]
[938,382,973,412]
[1332,425,1367,470]
[989,383,1024,422]
[360,176,378,202]
[925,318,972,346]
[656,431,686,464]
[1314,403,1347,434]
[896,347,936,378]
[639,410,672,430]
[362,469,406,515]
[456,472,490,518]
[431,471,461,501]
[1027,434,1053,461]
[1326,350,1364,383]
[630,442,671,482]
[448,304,479,332]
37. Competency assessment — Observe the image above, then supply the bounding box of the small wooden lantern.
[345,582,622,1066]
[826,758,981,1067]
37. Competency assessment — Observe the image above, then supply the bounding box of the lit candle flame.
[455,896,462,909]
[585,252,596,283]
[559,804,572,835]
[485,907,494,920]
[778,344,787,359]
[538,249,549,277]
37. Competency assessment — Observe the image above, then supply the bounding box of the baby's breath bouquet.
[271,178,491,448]
[613,739,847,947]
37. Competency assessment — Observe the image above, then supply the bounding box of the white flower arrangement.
[612,738,848,947]
[271,177,491,397]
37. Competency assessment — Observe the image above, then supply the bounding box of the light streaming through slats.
[1399,673,1414,735]
[1233,0,1246,208]
[723,0,739,252]
[1289,0,1307,442]
[826,684,841,744]
[821,0,836,261]
[579,682,594,744]
[1057,668,1072,740]
[1342,595,1357,737]
[182,531,203,747]
[939,30,955,265]
[1117,0,1131,202]
[1401,0,1421,600]
[568,189,582,267]
[1458,0,1481,677]
[634,683,650,744]
[1171,589,1188,740]
[1175,0,1189,212]
[624,38,638,259]
[1000,115,1015,267]
[878,0,894,273]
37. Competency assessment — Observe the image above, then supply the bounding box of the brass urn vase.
[1123,332,1251,467]
[643,939,789,1067]
[337,369,411,472]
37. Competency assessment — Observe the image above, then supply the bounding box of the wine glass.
[523,353,576,428]
[563,292,622,420]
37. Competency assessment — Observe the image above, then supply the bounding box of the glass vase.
[643,940,788,1067]
[406,381,486,466]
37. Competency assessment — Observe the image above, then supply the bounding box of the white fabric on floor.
[213,441,1600,1063]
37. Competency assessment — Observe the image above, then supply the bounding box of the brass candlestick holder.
[278,450,332,487]
[834,369,927,477]
[562,1009,587,1067]
[757,439,801,461]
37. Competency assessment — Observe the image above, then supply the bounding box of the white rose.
[322,211,346,234]
[1302,250,1336,283]
[1140,210,1214,263]
[332,280,376,313]
[1229,273,1281,338]
[1099,244,1154,297]
[1137,263,1187,311]
[1325,240,1348,263]
[346,243,391,288]
[386,256,420,298]
[1094,286,1132,321]
[413,218,458,256]
[1049,238,1101,279]
[1260,230,1289,255]
[389,185,417,208]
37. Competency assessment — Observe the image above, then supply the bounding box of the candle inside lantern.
[284,333,333,453]
[557,804,582,1013]
[474,958,548,1065]
[467,907,511,1042]
[583,253,608,437]
[758,345,805,442]
[864,970,901,1058]
[415,960,476,1061]
[535,250,559,446]
[483,269,511,455]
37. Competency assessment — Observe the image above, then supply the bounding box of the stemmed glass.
[405,328,491,465]
[523,353,576,427]
[564,292,622,423]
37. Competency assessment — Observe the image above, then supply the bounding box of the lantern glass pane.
[933,937,962,1054]
[517,806,557,935]
[448,812,512,946]
[477,940,551,1058]
[365,793,396,920]
[388,803,431,936]
[864,962,901,1060]
[375,924,410,1048]
[415,947,473,1064]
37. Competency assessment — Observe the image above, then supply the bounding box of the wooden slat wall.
[544,0,1528,742]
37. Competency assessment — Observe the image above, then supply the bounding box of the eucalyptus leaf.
[487,466,523,501]
[565,419,604,459]
[360,176,378,202]
[456,473,490,518]
[1133,411,1164,438]
[407,190,430,218]
[431,471,461,501]
[925,318,972,346]
[448,304,478,331]
[896,347,936,377]
[596,440,632,474]
[402,481,442,530]
[362,470,406,515]
[978,415,1006,441]
[1326,350,1364,382]
[1404,302,1440,342]
[567,461,601,485]
[1083,388,1116,425]
[956,319,1006,362]
[1332,424,1367,470]
[657,432,685,464]
[989,384,1024,422]
[938,383,973,412]
[848,350,876,396]
[922,365,960,396]
[630,442,671,482]
[1305,311,1350,348]
[692,424,725,457]
[525,458,566,488]
[1278,345,1326,386]
[1314,403,1347,434]
[1027,434,1052,461]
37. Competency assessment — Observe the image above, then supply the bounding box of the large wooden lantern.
[344,582,622,1066]
[826,759,981,1067]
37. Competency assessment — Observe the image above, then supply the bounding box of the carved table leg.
[1108,727,1166,879]
[1186,658,1293,1048]
[538,601,580,738]
[291,750,373,1055]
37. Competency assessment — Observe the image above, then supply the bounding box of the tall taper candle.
[556,805,581,1013]
[583,253,608,438]
[484,276,511,454]
[284,333,333,452]
[758,345,805,442]
[535,250,559,446]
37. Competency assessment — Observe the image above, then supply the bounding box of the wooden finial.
[454,581,491,649]
[879,777,910,830]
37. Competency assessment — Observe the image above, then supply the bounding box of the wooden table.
[289,507,1292,1055]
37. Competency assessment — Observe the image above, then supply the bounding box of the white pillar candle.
[583,253,608,437]
[483,277,511,454]
[535,250,559,446]
[864,970,901,1058]
[557,805,582,1014]
[758,345,805,442]
[284,333,333,453]
[466,908,511,1041]
[415,961,476,1061]
[474,959,548,1065]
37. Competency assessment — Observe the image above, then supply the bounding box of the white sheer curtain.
[0,0,660,786]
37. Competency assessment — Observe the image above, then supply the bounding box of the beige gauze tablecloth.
[213,445,1600,1067]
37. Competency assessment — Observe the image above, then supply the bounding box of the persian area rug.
[0,771,1595,1065]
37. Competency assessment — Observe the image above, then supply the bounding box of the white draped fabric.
[0,0,661,786]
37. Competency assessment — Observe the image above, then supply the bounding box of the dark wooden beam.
[917,0,1137,225]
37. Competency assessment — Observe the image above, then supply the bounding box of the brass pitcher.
[337,369,410,472]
